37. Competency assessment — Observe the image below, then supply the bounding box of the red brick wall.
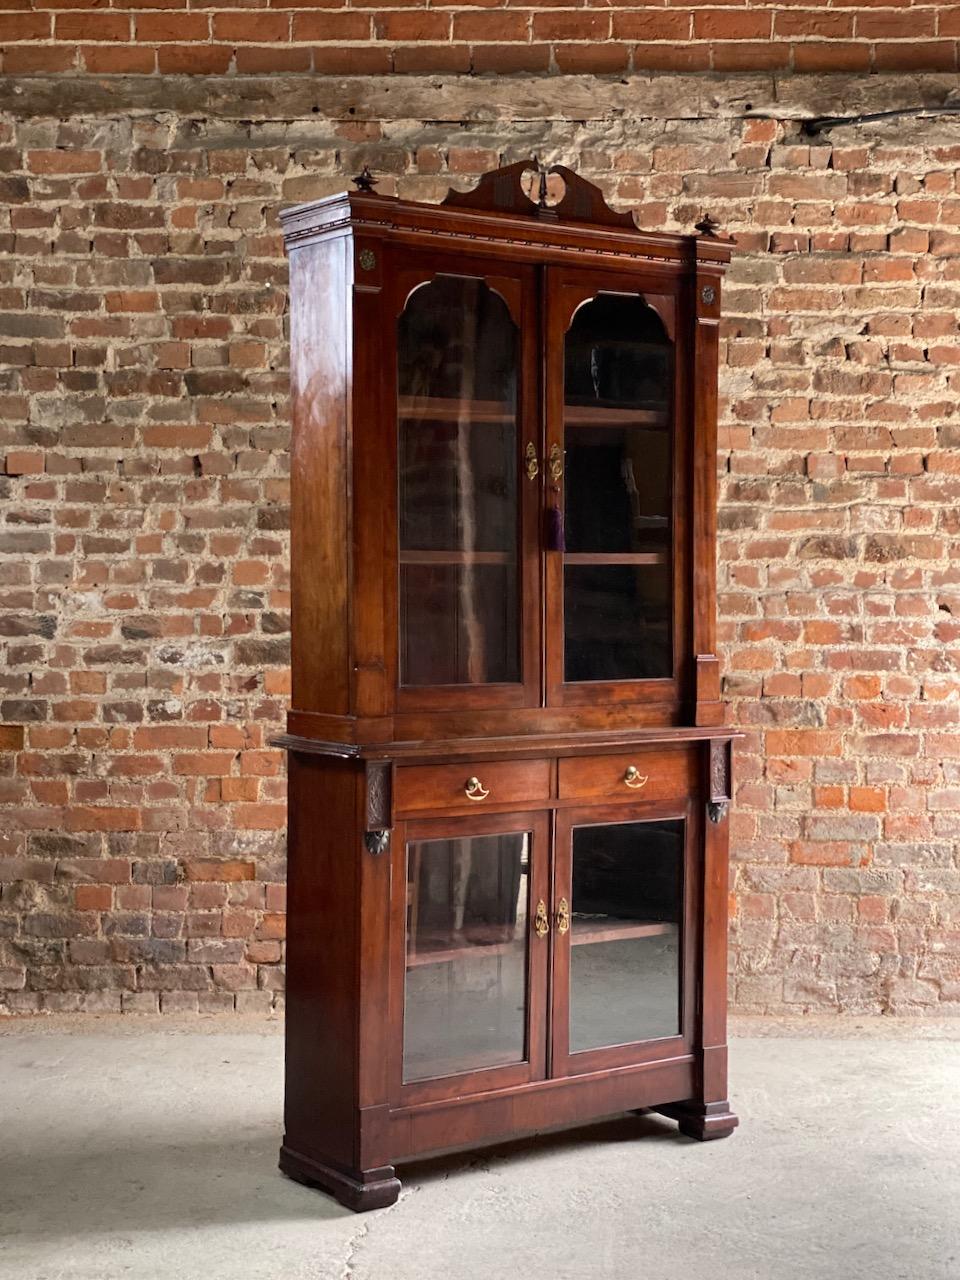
[2,0,960,76]
[2,73,960,1015]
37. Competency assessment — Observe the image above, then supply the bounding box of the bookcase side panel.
[288,234,353,718]
[283,753,363,1170]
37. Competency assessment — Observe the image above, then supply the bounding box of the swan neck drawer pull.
[624,765,648,789]
[464,776,489,801]
[534,900,550,938]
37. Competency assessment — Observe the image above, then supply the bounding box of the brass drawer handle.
[556,897,570,935]
[624,765,648,789]
[534,899,550,938]
[464,776,489,801]
[525,442,539,481]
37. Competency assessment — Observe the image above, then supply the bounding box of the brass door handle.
[534,899,550,938]
[524,442,539,481]
[464,776,489,801]
[548,442,563,483]
[556,897,570,935]
[624,765,648,789]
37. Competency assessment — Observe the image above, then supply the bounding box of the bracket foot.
[655,1100,739,1141]
[280,1144,401,1212]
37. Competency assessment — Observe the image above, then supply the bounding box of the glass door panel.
[545,273,680,706]
[550,806,689,1076]
[563,294,674,684]
[564,564,671,684]
[397,275,521,688]
[568,817,683,1053]
[400,818,547,1091]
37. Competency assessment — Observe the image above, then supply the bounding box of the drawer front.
[557,748,695,803]
[395,759,552,815]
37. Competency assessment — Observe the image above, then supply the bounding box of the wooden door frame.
[548,797,699,1079]
[542,264,690,711]
[383,249,542,715]
[388,808,551,1107]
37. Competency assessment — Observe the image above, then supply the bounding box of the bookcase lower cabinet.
[279,734,738,1212]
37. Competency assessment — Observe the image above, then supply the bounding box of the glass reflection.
[569,818,683,1052]
[404,831,530,1082]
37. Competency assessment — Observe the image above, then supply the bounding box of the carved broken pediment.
[548,164,638,229]
[442,159,639,230]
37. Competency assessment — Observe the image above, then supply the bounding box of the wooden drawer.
[557,748,695,804]
[394,759,551,815]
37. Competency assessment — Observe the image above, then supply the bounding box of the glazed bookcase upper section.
[280,162,732,752]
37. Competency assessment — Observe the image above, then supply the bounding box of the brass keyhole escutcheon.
[548,442,563,483]
[624,765,648,789]
[534,899,550,938]
[556,897,570,935]
[525,442,539,481]
[464,776,489,801]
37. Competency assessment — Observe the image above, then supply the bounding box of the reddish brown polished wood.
[556,747,695,803]
[278,163,738,1213]
[394,758,552,815]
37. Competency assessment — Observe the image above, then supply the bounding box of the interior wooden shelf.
[400,549,667,569]
[406,917,676,968]
[397,397,669,430]
[407,935,518,968]
[564,404,669,428]
[570,917,676,945]
[563,551,668,566]
[400,549,514,566]
[398,397,514,423]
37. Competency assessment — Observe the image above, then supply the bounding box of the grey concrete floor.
[1,1018,958,1280]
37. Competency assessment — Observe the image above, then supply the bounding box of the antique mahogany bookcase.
[277,161,738,1212]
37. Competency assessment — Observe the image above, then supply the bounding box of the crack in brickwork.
[1,99,960,1016]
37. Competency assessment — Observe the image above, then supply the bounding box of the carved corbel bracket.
[364,760,392,856]
[707,738,732,824]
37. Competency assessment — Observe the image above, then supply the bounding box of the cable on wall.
[803,105,960,136]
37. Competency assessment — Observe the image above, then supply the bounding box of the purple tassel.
[546,505,565,552]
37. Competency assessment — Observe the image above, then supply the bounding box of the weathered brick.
[5,451,44,476]
[64,808,143,833]
[183,860,256,883]
[0,85,957,1020]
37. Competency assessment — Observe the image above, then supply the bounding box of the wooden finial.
[353,166,378,193]
[695,212,721,237]
[537,165,549,210]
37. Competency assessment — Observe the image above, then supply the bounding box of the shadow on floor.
[0,1111,681,1241]
[400,1109,682,1190]
[0,1122,346,1241]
